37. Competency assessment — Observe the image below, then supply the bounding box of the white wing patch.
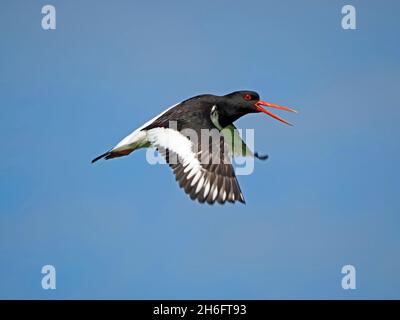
[147,127,203,193]
[146,127,245,204]
[111,103,180,152]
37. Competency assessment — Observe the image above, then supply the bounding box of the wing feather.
[147,127,245,204]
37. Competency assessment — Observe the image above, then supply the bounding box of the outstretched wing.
[147,127,245,204]
[211,106,268,160]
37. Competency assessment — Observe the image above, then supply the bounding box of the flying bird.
[92,91,296,204]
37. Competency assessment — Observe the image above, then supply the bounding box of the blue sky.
[0,0,399,299]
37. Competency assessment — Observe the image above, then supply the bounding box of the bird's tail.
[91,149,135,163]
[91,151,111,163]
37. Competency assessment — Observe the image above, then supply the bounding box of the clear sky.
[1,0,399,299]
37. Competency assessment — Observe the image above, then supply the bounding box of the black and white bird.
[92,91,296,204]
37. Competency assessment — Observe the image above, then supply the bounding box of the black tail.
[91,151,110,163]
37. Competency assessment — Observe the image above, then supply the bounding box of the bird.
[92,90,296,204]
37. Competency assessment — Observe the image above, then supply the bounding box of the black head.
[224,90,260,112]
[217,90,297,127]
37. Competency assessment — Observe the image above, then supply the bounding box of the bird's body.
[92,91,296,204]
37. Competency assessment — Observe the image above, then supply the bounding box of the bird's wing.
[91,103,180,163]
[147,127,245,204]
[210,105,268,160]
[221,125,269,160]
[221,124,254,158]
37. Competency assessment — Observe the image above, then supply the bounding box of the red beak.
[255,100,297,126]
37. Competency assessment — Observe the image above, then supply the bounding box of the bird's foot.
[254,152,269,161]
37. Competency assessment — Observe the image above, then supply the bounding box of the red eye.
[243,94,252,101]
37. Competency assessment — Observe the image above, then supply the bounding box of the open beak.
[255,100,297,126]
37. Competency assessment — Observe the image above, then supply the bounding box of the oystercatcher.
[92,91,296,204]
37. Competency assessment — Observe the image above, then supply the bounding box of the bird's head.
[221,90,297,126]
